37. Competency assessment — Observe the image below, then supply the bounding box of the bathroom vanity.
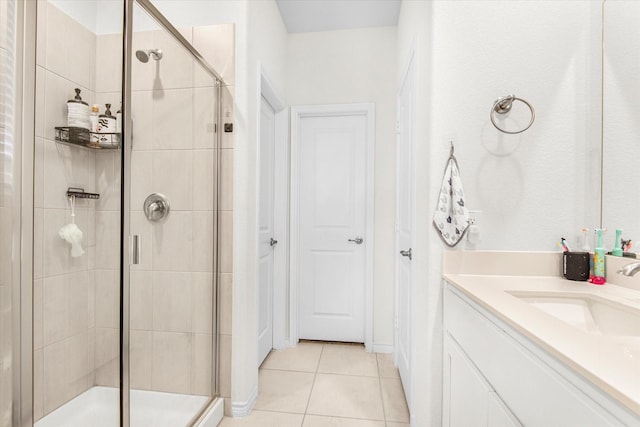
[442,252,640,427]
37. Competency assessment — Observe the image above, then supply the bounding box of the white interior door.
[298,112,369,343]
[396,50,416,407]
[258,96,276,365]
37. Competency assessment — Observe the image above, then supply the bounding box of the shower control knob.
[143,193,170,222]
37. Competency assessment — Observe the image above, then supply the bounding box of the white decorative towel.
[433,152,470,247]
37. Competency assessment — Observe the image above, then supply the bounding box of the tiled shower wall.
[33,1,99,419]
[33,0,235,420]
[0,0,16,425]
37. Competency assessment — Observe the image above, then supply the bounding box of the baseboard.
[231,385,258,417]
[372,344,393,354]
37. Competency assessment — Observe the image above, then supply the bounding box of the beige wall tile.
[152,89,194,150]
[34,348,44,421]
[130,330,153,390]
[220,149,233,211]
[43,209,69,277]
[95,34,123,93]
[34,279,43,350]
[35,67,45,139]
[219,273,232,336]
[43,339,69,414]
[34,208,44,279]
[130,150,153,210]
[95,269,118,329]
[130,271,153,330]
[191,333,213,396]
[152,331,192,393]
[220,86,234,149]
[193,24,235,86]
[131,30,154,91]
[130,211,153,271]
[131,90,153,151]
[192,212,214,272]
[95,211,119,270]
[95,150,121,212]
[43,274,68,346]
[219,334,232,398]
[152,211,193,272]
[68,271,90,335]
[192,272,213,334]
[94,327,118,373]
[152,150,193,210]
[219,211,233,273]
[193,87,217,149]
[153,271,192,333]
[192,149,215,211]
[153,29,194,90]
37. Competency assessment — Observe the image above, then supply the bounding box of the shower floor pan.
[35,386,221,427]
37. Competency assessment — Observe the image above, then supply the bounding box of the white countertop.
[443,272,640,416]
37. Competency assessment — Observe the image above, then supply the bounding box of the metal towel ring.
[490,94,535,135]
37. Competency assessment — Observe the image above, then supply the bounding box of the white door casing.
[258,96,276,365]
[291,104,375,348]
[396,43,416,408]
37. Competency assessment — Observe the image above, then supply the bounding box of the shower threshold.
[35,386,214,427]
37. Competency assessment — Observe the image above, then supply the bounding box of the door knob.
[270,238,278,247]
[400,248,412,260]
[348,237,364,245]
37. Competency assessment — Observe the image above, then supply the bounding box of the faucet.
[617,261,640,276]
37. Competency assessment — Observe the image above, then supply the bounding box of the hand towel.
[433,154,470,247]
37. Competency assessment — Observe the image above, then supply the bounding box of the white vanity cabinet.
[443,282,634,427]
[444,332,521,427]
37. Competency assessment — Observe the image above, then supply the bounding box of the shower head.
[135,49,163,63]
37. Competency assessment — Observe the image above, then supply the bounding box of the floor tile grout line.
[378,371,388,423]
[301,343,324,426]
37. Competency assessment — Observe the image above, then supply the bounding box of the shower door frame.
[13,0,224,425]
[121,1,225,426]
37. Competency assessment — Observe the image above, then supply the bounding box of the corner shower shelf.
[55,127,121,149]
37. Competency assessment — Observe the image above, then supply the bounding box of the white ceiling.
[275,0,402,33]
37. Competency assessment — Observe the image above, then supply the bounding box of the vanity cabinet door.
[488,392,523,427]
[444,335,491,427]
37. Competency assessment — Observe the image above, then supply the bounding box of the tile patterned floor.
[220,341,410,427]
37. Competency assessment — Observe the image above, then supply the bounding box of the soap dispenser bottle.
[97,103,116,133]
[67,88,90,130]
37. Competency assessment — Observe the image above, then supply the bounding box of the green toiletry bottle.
[612,229,623,257]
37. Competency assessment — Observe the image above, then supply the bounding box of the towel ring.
[490,94,535,135]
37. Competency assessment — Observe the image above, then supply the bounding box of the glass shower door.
[127,2,218,425]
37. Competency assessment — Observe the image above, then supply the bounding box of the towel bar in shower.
[490,94,535,134]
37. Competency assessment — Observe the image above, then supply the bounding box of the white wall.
[602,0,640,246]
[286,26,397,350]
[230,0,288,414]
[396,1,601,426]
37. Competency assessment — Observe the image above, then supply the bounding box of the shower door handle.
[131,235,140,265]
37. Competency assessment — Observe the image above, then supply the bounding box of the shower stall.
[3,0,227,425]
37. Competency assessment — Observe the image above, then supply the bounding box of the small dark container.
[563,251,590,281]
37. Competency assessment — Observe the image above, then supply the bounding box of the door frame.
[289,103,375,350]
[257,64,289,352]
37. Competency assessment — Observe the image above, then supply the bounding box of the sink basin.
[508,291,640,337]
